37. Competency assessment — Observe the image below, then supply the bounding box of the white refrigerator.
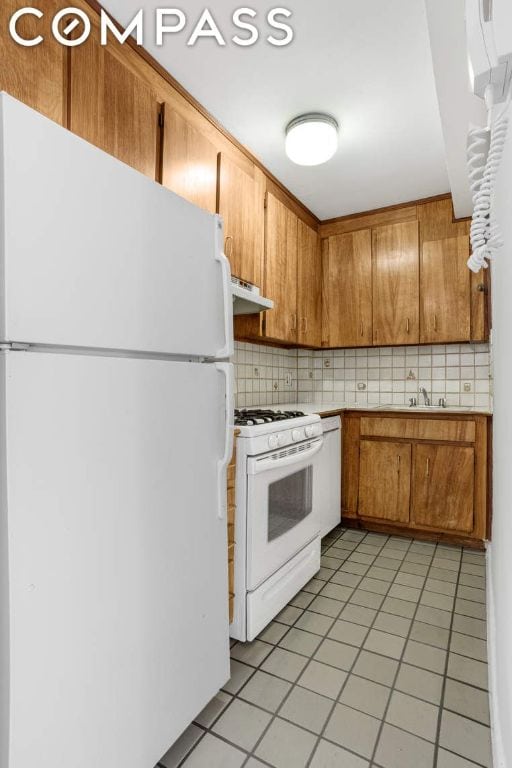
[0,93,234,768]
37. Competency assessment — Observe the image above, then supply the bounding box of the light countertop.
[265,402,493,418]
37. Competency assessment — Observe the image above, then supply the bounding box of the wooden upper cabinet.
[471,267,489,342]
[297,220,322,347]
[160,105,218,213]
[421,236,471,343]
[69,41,159,179]
[323,230,372,348]
[359,440,411,523]
[372,221,419,345]
[217,153,264,286]
[412,443,475,533]
[264,192,298,344]
[0,0,66,125]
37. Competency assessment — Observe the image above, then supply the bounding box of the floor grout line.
[166,529,491,768]
[304,531,419,767]
[237,528,378,767]
[365,535,440,767]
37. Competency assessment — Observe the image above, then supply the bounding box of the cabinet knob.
[291,314,297,331]
[433,314,438,332]
[301,317,308,333]
[397,454,401,473]
[406,318,410,334]
[360,321,364,337]
[426,457,430,478]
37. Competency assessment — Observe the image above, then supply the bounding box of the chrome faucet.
[420,387,431,407]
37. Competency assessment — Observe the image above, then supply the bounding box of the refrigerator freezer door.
[0,351,232,768]
[0,94,232,359]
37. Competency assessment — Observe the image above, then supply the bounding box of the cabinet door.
[359,440,411,523]
[69,42,159,178]
[412,444,475,533]
[264,193,298,343]
[0,0,66,125]
[421,236,471,343]
[217,153,264,286]
[297,220,322,347]
[161,105,218,213]
[323,230,372,347]
[373,221,419,345]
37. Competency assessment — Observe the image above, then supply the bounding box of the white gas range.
[230,409,323,642]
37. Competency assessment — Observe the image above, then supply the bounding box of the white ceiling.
[101,0,451,220]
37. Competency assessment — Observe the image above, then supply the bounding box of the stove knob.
[305,425,316,438]
[292,428,304,442]
[277,433,287,447]
[268,435,279,450]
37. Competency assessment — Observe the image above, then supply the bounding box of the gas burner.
[234,409,306,427]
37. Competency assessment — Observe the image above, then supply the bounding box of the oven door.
[246,437,323,591]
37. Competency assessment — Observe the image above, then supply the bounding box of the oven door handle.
[248,438,323,475]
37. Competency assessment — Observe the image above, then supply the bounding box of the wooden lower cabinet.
[359,441,411,523]
[343,411,489,546]
[412,443,475,533]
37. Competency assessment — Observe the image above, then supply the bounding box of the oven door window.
[268,466,313,542]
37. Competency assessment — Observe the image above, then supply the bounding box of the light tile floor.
[157,528,492,768]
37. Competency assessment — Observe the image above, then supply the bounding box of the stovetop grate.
[234,409,306,427]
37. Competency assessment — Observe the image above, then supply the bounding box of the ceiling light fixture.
[285,113,339,166]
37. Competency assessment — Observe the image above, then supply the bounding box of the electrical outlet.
[308,371,313,380]
[324,359,331,368]
[254,367,260,378]
[357,382,367,391]
[273,381,278,391]
[463,382,472,393]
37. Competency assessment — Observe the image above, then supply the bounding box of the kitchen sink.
[374,404,472,412]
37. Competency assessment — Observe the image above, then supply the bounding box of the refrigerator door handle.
[215,249,234,360]
[216,362,234,520]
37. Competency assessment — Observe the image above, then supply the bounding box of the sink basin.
[374,404,470,412]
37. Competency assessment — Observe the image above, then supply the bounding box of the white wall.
[494,0,512,58]
[488,28,512,764]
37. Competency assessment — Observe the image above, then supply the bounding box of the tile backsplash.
[234,342,298,407]
[234,341,492,410]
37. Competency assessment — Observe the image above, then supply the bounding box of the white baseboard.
[486,544,506,767]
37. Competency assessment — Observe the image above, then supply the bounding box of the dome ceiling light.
[285,113,339,166]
